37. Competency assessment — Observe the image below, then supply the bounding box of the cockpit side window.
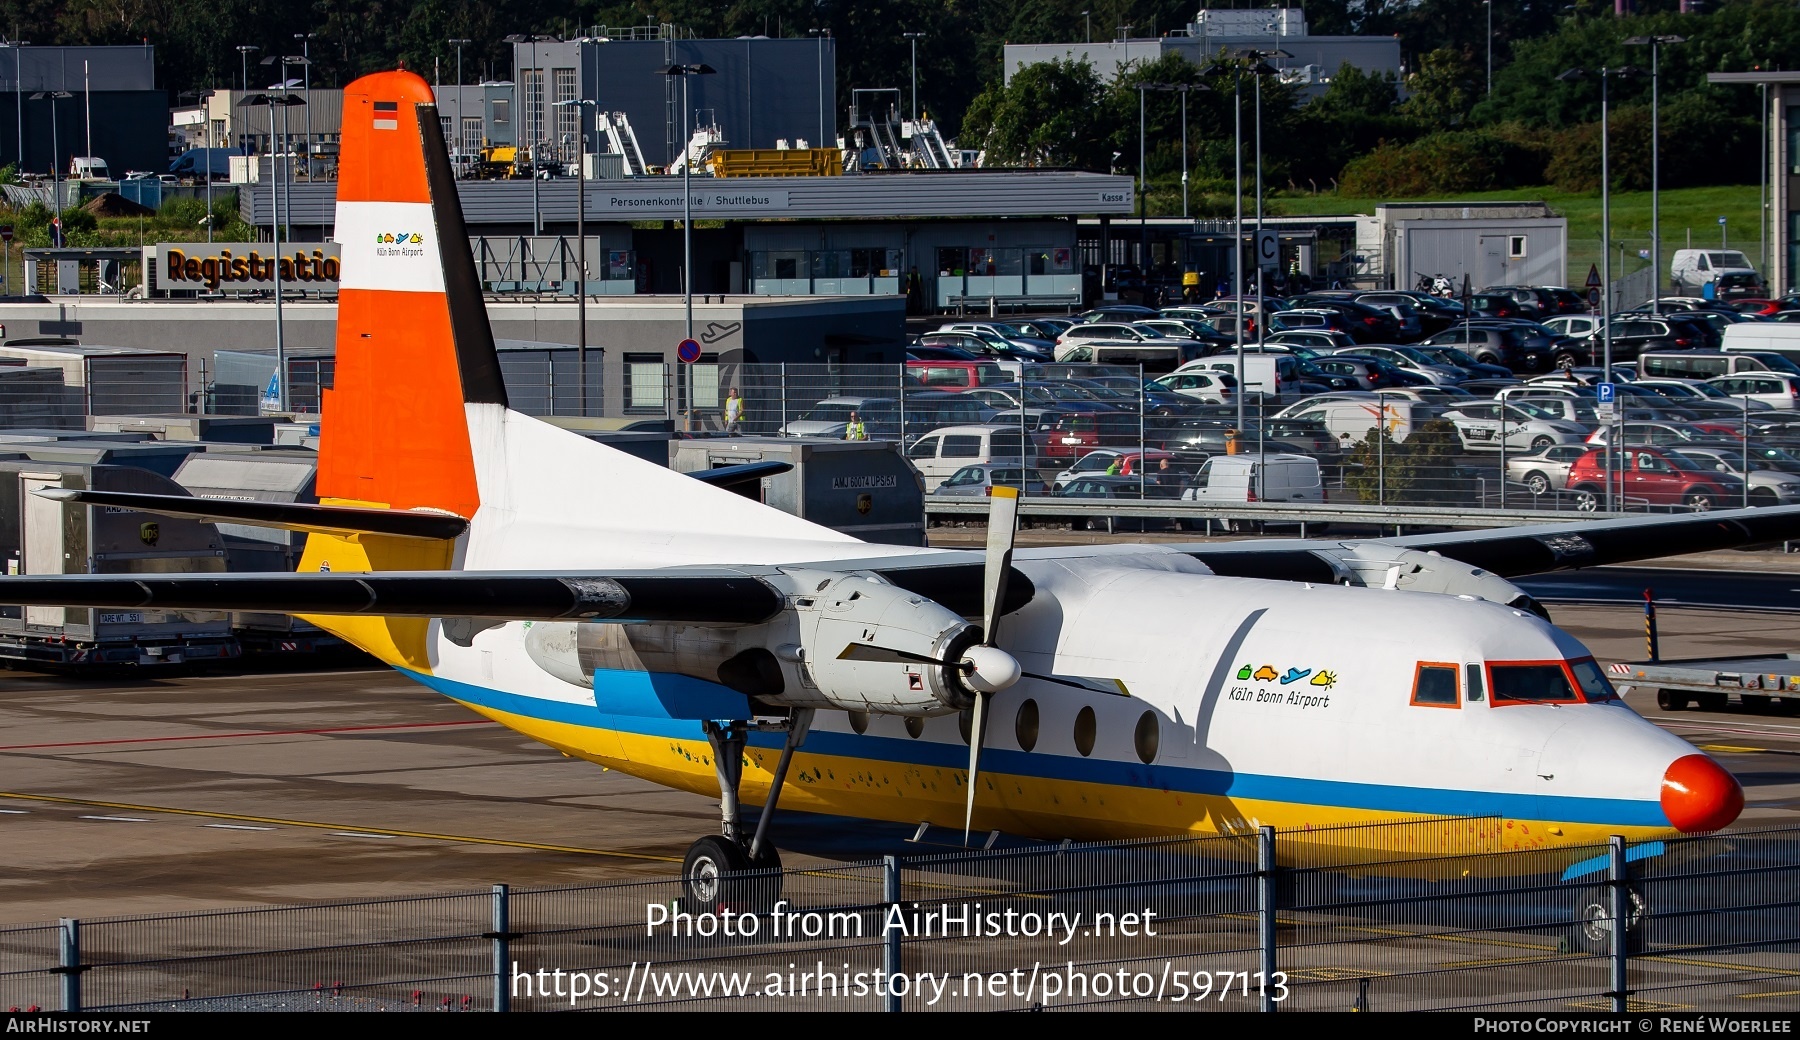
[1488,661,1579,704]
[1568,658,1620,701]
[1411,662,1460,708]
[1465,663,1484,702]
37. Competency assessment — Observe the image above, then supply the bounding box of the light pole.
[295,34,315,178]
[556,98,596,415]
[656,63,717,346]
[449,38,473,163]
[1560,64,1635,510]
[1484,1,1493,96]
[239,90,305,412]
[30,90,69,225]
[1080,11,1090,44]
[236,45,258,95]
[3,41,27,172]
[1762,82,1770,278]
[1625,34,1684,312]
[904,32,925,124]
[808,29,829,148]
[1243,50,1284,336]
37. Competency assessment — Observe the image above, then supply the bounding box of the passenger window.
[1411,663,1460,708]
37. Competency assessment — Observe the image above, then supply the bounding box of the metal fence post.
[780,363,788,432]
[1258,826,1277,1013]
[883,855,902,1012]
[1608,836,1628,1013]
[58,917,79,1012]
[492,884,511,1012]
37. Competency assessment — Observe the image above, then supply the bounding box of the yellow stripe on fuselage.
[449,698,1675,865]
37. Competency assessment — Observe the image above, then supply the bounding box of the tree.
[1399,48,1479,127]
[960,58,1109,169]
[1341,420,1462,504]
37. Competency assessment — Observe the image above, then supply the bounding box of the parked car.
[1419,324,1558,372]
[1707,373,1800,411]
[1409,343,1514,381]
[1053,448,1178,489]
[903,424,1038,491]
[1584,422,1741,448]
[1505,443,1592,496]
[1306,355,1431,390]
[1438,400,1590,453]
[779,396,898,438]
[1480,285,1557,319]
[1283,295,1402,342]
[1665,447,1800,506]
[1564,445,1739,512]
[1264,329,1357,351]
[928,463,1050,497]
[1329,345,1468,386]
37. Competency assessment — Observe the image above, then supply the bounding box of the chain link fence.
[2,822,1794,1012]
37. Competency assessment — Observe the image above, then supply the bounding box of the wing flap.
[33,488,468,541]
[0,572,785,624]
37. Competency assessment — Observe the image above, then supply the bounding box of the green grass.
[1268,184,1767,290]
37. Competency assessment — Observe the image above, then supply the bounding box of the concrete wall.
[0,294,905,416]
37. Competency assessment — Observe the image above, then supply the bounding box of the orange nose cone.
[1661,754,1744,834]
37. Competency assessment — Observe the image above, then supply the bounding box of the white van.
[1275,395,1420,444]
[1639,350,1792,380]
[1722,322,1800,367]
[1187,354,1282,398]
[903,423,1037,491]
[1182,454,1323,505]
[1670,249,1760,297]
[69,156,110,180]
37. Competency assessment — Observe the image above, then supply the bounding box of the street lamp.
[655,63,717,348]
[238,90,306,412]
[903,32,925,124]
[1559,64,1637,510]
[29,90,69,229]
[1245,50,1284,339]
[1624,34,1684,313]
[2,41,27,172]
[1484,1,1493,96]
[295,34,315,176]
[505,33,558,234]
[1209,54,1278,428]
[1080,10,1090,44]
[448,38,473,162]
[807,29,830,148]
[236,45,258,94]
[555,98,596,416]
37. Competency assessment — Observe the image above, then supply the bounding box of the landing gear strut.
[681,710,812,911]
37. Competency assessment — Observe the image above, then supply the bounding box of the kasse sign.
[152,243,342,293]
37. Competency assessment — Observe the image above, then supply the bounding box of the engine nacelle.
[792,571,980,716]
[520,569,987,717]
[1311,543,1548,617]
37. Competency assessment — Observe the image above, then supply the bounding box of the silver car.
[1667,448,1800,506]
[1440,400,1589,453]
[1329,345,1466,385]
[929,462,1049,497]
[1504,443,1592,496]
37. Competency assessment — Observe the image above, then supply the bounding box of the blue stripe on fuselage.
[401,668,1671,828]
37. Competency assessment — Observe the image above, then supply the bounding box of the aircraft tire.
[1574,885,1647,955]
[682,835,750,913]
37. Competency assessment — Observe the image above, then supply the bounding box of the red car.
[1729,298,1783,317]
[1566,446,1738,512]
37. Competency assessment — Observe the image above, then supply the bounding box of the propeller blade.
[963,690,989,846]
[981,486,1022,648]
[836,643,944,667]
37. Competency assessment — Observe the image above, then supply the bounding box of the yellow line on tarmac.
[1639,954,1800,977]
[1340,924,1558,952]
[1699,744,1768,754]
[0,791,681,863]
[1744,989,1800,999]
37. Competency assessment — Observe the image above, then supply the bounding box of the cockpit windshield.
[1488,658,1616,704]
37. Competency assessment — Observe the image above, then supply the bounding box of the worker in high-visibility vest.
[844,412,868,441]
[724,387,744,434]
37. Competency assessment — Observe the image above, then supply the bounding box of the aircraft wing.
[1177,504,1800,581]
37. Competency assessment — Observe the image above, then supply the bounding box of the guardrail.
[926,496,1639,536]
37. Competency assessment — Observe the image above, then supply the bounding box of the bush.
[1341,419,1463,504]
[156,195,208,229]
[1338,131,1543,197]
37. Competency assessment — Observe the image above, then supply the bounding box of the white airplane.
[3,71,1782,922]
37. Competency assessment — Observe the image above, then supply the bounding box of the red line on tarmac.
[0,719,497,752]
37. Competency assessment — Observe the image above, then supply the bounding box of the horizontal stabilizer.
[685,460,794,496]
[31,488,469,541]
[0,571,785,623]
